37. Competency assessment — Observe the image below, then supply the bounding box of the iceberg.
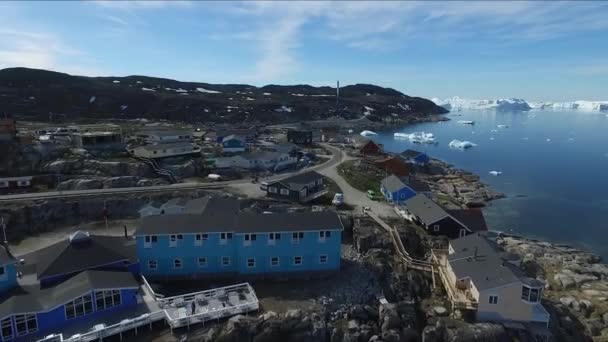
[432,96,531,112]
[458,120,475,125]
[489,171,502,176]
[497,124,509,128]
[394,132,436,144]
[529,100,608,111]
[449,139,477,149]
[360,130,378,137]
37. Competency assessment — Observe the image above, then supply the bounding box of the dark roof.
[401,149,424,158]
[448,234,523,290]
[136,210,343,235]
[26,234,136,280]
[242,151,286,161]
[0,270,138,319]
[404,194,448,225]
[0,245,14,265]
[138,142,197,151]
[381,175,407,193]
[222,134,245,142]
[269,171,324,191]
[145,129,192,137]
[217,129,254,137]
[447,209,488,232]
[236,211,343,233]
[404,178,431,192]
[373,157,410,177]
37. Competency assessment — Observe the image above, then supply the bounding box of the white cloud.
[91,1,192,10]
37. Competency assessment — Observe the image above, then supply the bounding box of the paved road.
[0,146,343,203]
[318,144,397,218]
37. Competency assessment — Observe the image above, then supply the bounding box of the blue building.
[0,231,141,341]
[400,149,429,165]
[0,247,17,295]
[380,174,417,203]
[221,135,246,154]
[135,210,344,279]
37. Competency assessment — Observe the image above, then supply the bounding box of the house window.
[0,266,4,278]
[195,233,208,246]
[280,188,290,195]
[433,225,440,232]
[319,231,331,242]
[293,256,303,265]
[292,232,304,244]
[65,294,93,320]
[198,257,207,268]
[220,232,233,245]
[316,179,323,185]
[148,260,158,270]
[268,187,277,193]
[247,258,255,268]
[521,285,541,303]
[144,235,157,248]
[222,256,231,267]
[1,317,13,340]
[319,255,328,264]
[173,259,183,269]
[271,257,280,267]
[95,290,121,311]
[488,295,498,305]
[169,234,182,247]
[14,314,37,336]
[244,233,257,246]
[268,233,280,245]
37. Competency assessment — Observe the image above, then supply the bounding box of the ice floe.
[360,130,378,137]
[458,120,475,125]
[449,139,477,149]
[394,132,436,144]
[489,171,502,176]
[497,124,509,128]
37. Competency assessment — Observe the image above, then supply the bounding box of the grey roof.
[404,194,448,225]
[163,197,190,207]
[270,171,324,191]
[145,130,193,137]
[184,197,211,214]
[401,149,424,158]
[0,245,14,265]
[381,175,407,193]
[138,142,198,151]
[23,235,136,280]
[448,234,524,291]
[0,270,138,319]
[404,178,431,193]
[222,134,245,143]
[236,211,343,234]
[242,151,285,161]
[136,210,343,235]
[217,129,255,137]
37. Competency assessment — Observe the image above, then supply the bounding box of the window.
[292,232,304,244]
[319,231,331,242]
[268,233,280,245]
[293,256,302,265]
[247,258,255,268]
[198,257,207,268]
[268,186,277,193]
[144,235,157,248]
[222,256,231,267]
[433,225,440,232]
[521,286,530,301]
[488,295,498,305]
[521,285,541,303]
[65,294,93,320]
[220,232,233,245]
[319,255,328,264]
[0,266,4,278]
[316,179,323,185]
[173,259,183,269]
[95,290,121,311]
[169,234,182,247]
[195,233,208,246]
[14,314,37,336]
[244,234,257,246]
[148,260,158,270]
[271,257,280,267]
[280,188,290,195]
[529,288,540,302]
[1,317,13,340]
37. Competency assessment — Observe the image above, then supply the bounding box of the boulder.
[560,296,576,307]
[603,312,608,326]
[554,273,576,289]
[434,306,448,316]
[379,303,401,332]
[102,176,140,188]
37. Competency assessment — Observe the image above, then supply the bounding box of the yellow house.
[435,233,550,327]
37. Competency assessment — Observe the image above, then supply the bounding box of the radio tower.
[335,80,340,114]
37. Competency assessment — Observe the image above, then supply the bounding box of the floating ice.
[394,132,436,144]
[360,130,378,137]
[458,120,475,125]
[490,129,498,133]
[497,124,509,128]
[568,137,575,141]
[489,137,495,140]
[546,138,551,142]
[523,137,529,140]
[196,87,221,94]
[489,171,502,176]
[449,139,477,149]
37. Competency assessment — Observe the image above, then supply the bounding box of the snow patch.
[196,87,221,94]
[291,93,306,97]
[458,120,475,125]
[489,171,502,176]
[245,97,255,101]
[89,96,96,103]
[136,81,142,84]
[263,92,272,96]
[397,103,411,111]
[360,130,377,137]
[112,80,120,84]
[274,106,293,113]
[363,106,375,116]
[310,94,334,97]
[449,139,477,149]
[394,132,436,144]
[120,105,128,111]
[142,87,155,92]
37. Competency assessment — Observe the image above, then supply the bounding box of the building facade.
[222,135,246,154]
[380,175,417,204]
[129,142,201,159]
[135,211,343,279]
[264,171,327,203]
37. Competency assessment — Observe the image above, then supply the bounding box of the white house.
[214,151,296,171]
[140,129,194,144]
[129,142,201,159]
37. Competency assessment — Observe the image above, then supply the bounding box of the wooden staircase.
[133,155,177,183]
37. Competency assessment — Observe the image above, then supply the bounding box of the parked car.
[332,193,344,206]
[260,181,269,191]
[207,174,222,181]
[367,190,379,200]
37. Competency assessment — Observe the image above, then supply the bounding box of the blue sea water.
[369,110,608,259]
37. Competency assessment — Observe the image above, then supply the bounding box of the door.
[459,229,467,238]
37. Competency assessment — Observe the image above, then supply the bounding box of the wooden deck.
[432,250,478,310]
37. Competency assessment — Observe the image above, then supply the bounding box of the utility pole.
[1,217,7,245]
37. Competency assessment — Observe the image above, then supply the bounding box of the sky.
[0,1,607,102]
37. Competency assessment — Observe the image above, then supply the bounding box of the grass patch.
[337,160,385,193]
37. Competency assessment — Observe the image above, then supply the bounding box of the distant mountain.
[0,67,448,123]
[432,96,608,112]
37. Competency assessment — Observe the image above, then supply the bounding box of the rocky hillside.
[0,67,447,124]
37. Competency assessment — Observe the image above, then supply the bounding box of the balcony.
[432,250,479,311]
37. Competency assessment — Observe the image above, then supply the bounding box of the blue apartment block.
[0,248,16,296]
[135,210,344,279]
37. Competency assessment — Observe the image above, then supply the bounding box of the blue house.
[380,175,417,203]
[222,135,246,154]
[135,209,344,279]
[0,231,141,341]
[0,247,17,295]
[400,149,429,165]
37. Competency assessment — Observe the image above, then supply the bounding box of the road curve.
[0,146,343,203]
